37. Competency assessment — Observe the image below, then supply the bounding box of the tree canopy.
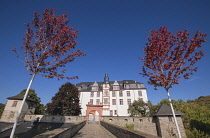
[13,8,86,80]
[46,82,81,116]
[139,26,207,137]
[128,99,153,117]
[10,8,85,137]
[140,26,207,90]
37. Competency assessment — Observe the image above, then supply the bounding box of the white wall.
[79,88,148,116]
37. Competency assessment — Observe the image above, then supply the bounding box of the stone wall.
[101,121,160,138]
[0,100,35,122]
[24,115,186,138]
[102,116,158,136]
[24,115,86,123]
[157,116,187,138]
[33,121,86,138]
[102,116,186,138]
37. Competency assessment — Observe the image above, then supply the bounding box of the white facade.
[76,74,148,116]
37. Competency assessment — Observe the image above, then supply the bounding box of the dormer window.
[92,82,99,91]
[113,85,119,90]
[92,86,98,91]
[78,86,82,90]
[113,81,119,90]
[130,84,136,88]
[125,84,129,89]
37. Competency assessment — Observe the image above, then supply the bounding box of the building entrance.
[86,105,103,124]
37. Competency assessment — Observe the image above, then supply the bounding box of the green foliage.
[157,96,210,137]
[20,89,40,102]
[157,98,184,110]
[125,124,134,131]
[187,96,210,110]
[34,103,45,114]
[19,89,45,114]
[128,99,153,117]
[46,82,81,116]
[0,106,5,118]
[186,128,210,138]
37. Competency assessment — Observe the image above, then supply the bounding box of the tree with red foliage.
[140,26,207,138]
[11,9,85,138]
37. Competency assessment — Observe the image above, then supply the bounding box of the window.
[110,110,113,116]
[126,91,130,97]
[104,90,108,96]
[130,84,136,88]
[120,99,123,105]
[112,91,116,97]
[97,92,100,97]
[92,87,98,91]
[96,99,100,105]
[113,85,119,90]
[114,110,117,115]
[12,101,18,107]
[127,99,131,105]
[9,111,15,118]
[112,99,116,105]
[119,91,123,97]
[104,98,108,105]
[168,117,173,122]
[125,84,129,89]
[127,109,130,114]
[138,91,142,96]
[91,92,94,97]
[140,98,143,101]
[137,84,141,88]
[89,99,93,105]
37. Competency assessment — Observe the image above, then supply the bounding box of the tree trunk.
[166,89,182,138]
[10,73,36,138]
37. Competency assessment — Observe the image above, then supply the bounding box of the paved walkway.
[73,124,116,138]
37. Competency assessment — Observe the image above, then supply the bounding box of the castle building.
[76,74,148,117]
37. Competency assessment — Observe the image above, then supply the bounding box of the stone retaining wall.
[25,115,186,138]
[102,116,187,138]
[101,121,160,138]
[24,115,85,123]
[102,116,158,136]
[33,121,86,138]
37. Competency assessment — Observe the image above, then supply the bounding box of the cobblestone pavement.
[73,124,116,138]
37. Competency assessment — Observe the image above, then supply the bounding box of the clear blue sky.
[0,0,210,106]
